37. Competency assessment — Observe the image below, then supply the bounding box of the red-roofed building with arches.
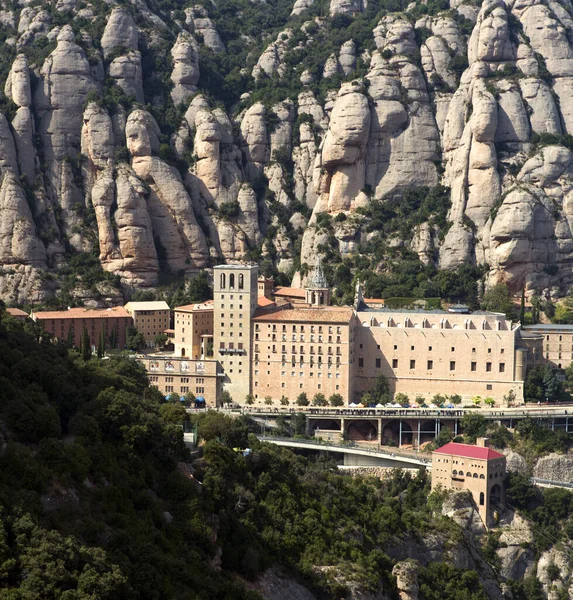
[431,439,506,527]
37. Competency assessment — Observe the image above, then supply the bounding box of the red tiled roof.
[364,298,385,304]
[274,286,306,299]
[433,442,504,460]
[257,296,276,307]
[6,308,28,317]
[33,306,131,320]
[252,306,353,324]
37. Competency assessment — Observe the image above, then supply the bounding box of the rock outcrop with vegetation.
[4,0,573,303]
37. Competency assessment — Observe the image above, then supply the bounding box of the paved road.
[256,435,431,467]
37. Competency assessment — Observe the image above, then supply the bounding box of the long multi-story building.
[522,323,573,370]
[31,307,132,349]
[352,301,527,402]
[134,263,540,406]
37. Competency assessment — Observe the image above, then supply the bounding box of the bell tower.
[213,264,259,404]
[305,257,331,307]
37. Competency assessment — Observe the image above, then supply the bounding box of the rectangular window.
[450,361,455,371]
[427,360,433,370]
[499,363,505,373]
[392,359,398,368]
[471,362,477,372]
[358,358,364,368]
[486,362,492,372]
[486,384,492,390]
[376,358,381,368]
[410,359,415,369]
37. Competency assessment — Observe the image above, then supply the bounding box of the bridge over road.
[256,436,432,468]
[242,406,573,448]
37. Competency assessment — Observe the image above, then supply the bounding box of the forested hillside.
[2,0,573,305]
[1,304,573,599]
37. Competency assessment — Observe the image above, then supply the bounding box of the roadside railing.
[256,435,431,464]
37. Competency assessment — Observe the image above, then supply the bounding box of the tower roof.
[306,257,328,289]
[433,442,504,460]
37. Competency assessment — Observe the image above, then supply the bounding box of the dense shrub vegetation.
[1,305,551,599]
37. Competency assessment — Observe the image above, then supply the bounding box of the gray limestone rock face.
[392,560,419,600]
[533,452,573,482]
[5,54,31,108]
[108,52,145,104]
[186,7,226,54]
[100,7,139,60]
[170,32,200,106]
[0,171,46,267]
[329,0,366,17]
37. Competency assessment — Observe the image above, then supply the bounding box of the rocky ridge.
[3,0,573,302]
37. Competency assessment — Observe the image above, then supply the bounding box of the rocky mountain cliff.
[2,0,573,303]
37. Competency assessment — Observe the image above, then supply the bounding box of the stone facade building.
[124,301,171,347]
[173,301,214,359]
[431,440,506,527]
[32,307,132,350]
[522,324,573,370]
[133,263,538,407]
[213,264,259,402]
[138,354,221,400]
[352,303,527,402]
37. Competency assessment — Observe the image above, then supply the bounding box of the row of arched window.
[220,273,244,290]
[452,470,485,479]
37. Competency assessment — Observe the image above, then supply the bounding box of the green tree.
[450,394,462,405]
[280,395,289,406]
[245,394,255,405]
[184,391,196,406]
[525,366,545,402]
[81,327,91,361]
[159,402,187,424]
[370,374,390,403]
[97,329,105,359]
[126,326,146,352]
[186,270,212,303]
[431,394,446,406]
[552,296,573,324]
[312,393,327,406]
[481,284,516,318]
[264,396,273,405]
[461,413,487,442]
[520,287,526,324]
[221,390,233,406]
[394,392,409,406]
[154,332,168,348]
[329,393,344,407]
[291,412,307,435]
[167,391,180,403]
[503,389,516,406]
[543,364,560,401]
[484,397,495,407]
[296,392,309,406]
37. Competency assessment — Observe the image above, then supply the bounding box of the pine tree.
[82,328,91,361]
[520,287,525,324]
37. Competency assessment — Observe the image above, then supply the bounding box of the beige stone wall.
[524,326,573,369]
[137,355,220,405]
[174,308,213,359]
[129,309,170,345]
[352,310,524,403]
[251,319,353,404]
[432,453,506,526]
